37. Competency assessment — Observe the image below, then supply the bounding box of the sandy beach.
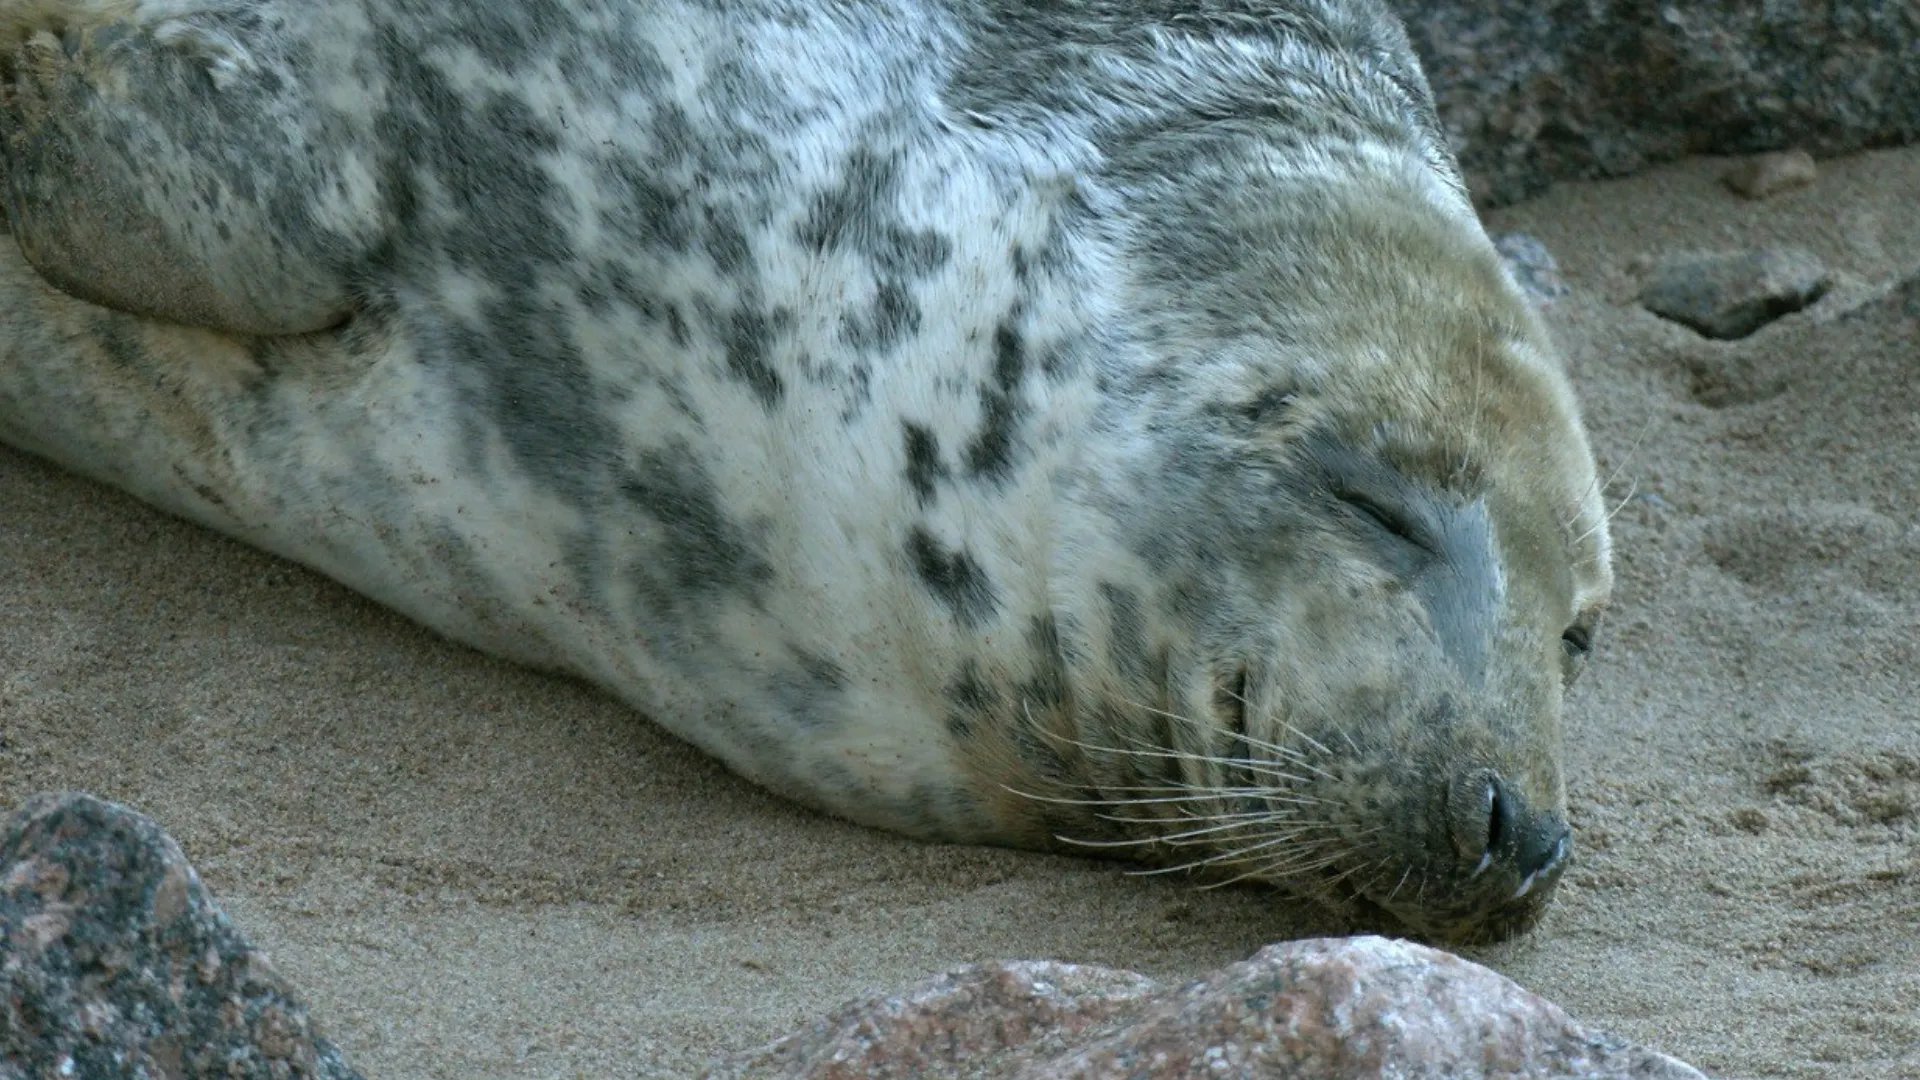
[3,145,1918,1078]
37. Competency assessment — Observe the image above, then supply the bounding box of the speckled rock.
[706,937,1708,1080]
[1639,248,1832,339]
[1393,0,1920,205]
[0,792,363,1080]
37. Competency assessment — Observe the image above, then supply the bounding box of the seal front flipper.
[1,4,382,334]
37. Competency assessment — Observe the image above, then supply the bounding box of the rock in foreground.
[707,938,1707,1080]
[1,793,1706,1079]
[0,792,363,1080]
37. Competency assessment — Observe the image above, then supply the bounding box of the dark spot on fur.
[666,303,690,348]
[1018,615,1071,713]
[1100,583,1152,684]
[907,527,998,628]
[596,157,698,254]
[448,0,572,64]
[457,291,621,496]
[797,148,952,279]
[909,781,988,835]
[1239,387,1297,425]
[371,37,628,499]
[964,322,1027,480]
[620,446,774,601]
[902,422,949,505]
[178,469,228,511]
[838,361,874,422]
[840,279,922,354]
[703,213,754,277]
[1005,617,1078,783]
[722,307,790,408]
[241,336,284,380]
[91,321,145,372]
[768,644,848,729]
[944,660,1003,741]
[580,261,696,356]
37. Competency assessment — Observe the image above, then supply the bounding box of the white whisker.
[1125,829,1320,876]
[1387,864,1414,901]
[1118,695,1316,764]
[1055,731,1317,788]
[1001,784,1311,809]
[1197,848,1343,889]
[1059,813,1295,850]
[1574,473,1638,547]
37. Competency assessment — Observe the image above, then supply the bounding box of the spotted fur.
[0,0,1612,942]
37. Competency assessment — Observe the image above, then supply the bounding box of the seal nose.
[1448,769,1572,897]
[1509,802,1571,900]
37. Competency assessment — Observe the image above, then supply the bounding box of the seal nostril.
[1484,779,1505,852]
[1447,767,1502,862]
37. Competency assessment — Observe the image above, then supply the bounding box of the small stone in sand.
[1492,231,1571,304]
[1722,150,1819,200]
[1639,248,1831,340]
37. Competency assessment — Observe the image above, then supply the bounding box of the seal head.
[967,163,1613,944]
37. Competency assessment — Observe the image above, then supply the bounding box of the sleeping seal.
[0,0,1612,942]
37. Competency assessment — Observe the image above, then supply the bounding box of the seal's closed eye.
[1336,488,1434,553]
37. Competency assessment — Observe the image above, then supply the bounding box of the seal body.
[0,0,1612,942]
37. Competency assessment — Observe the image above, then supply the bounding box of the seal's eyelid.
[1334,488,1435,553]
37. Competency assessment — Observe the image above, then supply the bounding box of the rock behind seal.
[1394,0,1920,205]
[1639,248,1832,341]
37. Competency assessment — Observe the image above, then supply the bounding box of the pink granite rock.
[0,792,362,1080]
[708,937,1707,1080]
